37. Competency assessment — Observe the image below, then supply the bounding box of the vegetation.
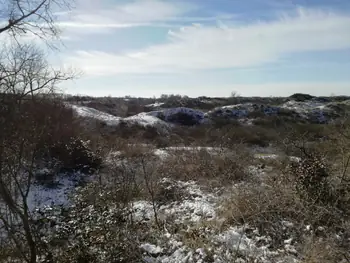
[0,1,350,262]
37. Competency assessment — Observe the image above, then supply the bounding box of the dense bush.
[50,137,102,174]
[288,153,332,204]
[289,93,314,101]
[167,112,200,126]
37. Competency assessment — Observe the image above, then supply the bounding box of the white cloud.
[115,0,190,23]
[65,7,350,75]
[58,0,193,32]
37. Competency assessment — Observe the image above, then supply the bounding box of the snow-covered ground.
[71,104,170,131]
[71,105,121,125]
[27,172,93,212]
[72,105,208,128]
[71,99,349,129]
[124,112,171,130]
[135,178,299,263]
[153,146,228,159]
[0,145,310,262]
[281,100,328,123]
[131,179,217,224]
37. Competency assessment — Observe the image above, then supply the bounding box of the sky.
[4,0,350,97]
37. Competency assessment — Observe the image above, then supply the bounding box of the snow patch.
[140,243,163,255]
[130,179,217,223]
[281,100,328,123]
[27,173,92,212]
[146,102,165,108]
[71,105,121,125]
[71,104,170,130]
[153,147,227,159]
[125,112,170,130]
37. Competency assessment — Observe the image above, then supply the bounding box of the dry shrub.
[220,178,303,249]
[287,153,332,204]
[158,146,251,187]
[153,179,189,205]
[24,99,104,174]
[102,122,165,143]
[218,128,350,261]
[40,183,144,263]
[36,141,171,262]
[219,163,348,251]
[282,122,350,213]
[170,122,279,149]
[207,125,278,148]
[301,236,349,263]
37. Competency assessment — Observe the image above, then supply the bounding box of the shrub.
[289,93,314,101]
[287,153,332,204]
[33,184,144,263]
[50,137,102,174]
[210,116,240,128]
[167,112,199,126]
[159,146,251,187]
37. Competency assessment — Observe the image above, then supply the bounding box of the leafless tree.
[0,1,74,262]
[0,0,72,40]
[0,44,74,263]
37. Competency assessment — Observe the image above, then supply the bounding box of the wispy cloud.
[65,7,350,75]
[58,0,194,32]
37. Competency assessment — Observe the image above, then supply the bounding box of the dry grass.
[301,236,350,263]
[218,147,350,260]
[156,146,252,188]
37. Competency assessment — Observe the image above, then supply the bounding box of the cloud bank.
[65,7,350,75]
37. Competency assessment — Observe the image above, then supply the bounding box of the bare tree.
[0,43,74,263]
[0,0,72,40]
[0,1,74,262]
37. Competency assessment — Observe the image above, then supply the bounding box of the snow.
[153,147,227,159]
[130,179,217,223]
[146,102,165,108]
[71,99,348,130]
[207,100,344,124]
[71,105,121,125]
[27,173,92,212]
[71,104,170,130]
[153,149,170,159]
[281,100,325,112]
[140,243,163,255]
[165,195,216,222]
[247,165,267,177]
[131,201,155,222]
[140,225,299,263]
[124,112,170,130]
[72,105,210,127]
[2,132,336,263]
[281,100,328,123]
[254,153,280,160]
[254,153,301,162]
[214,227,270,260]
[131,176,301,263]
[163,146,225,152]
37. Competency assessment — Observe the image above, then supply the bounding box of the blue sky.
[35,0,350,96]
